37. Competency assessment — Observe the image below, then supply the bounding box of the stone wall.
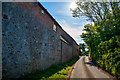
[2,2,78,78]
[61,41,73,63]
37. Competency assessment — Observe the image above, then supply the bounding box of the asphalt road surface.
[70,56,110,79]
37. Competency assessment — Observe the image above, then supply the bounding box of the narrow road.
[70,56,110,79]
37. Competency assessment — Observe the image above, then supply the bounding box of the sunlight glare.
[70,2,77,10]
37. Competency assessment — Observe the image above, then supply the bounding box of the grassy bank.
[22,56,80,79]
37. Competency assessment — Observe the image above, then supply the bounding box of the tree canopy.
[79,43,86,52]
[71,1,120,78]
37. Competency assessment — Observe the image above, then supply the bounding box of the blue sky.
[40,2,91,44]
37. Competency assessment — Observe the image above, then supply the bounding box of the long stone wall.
[2,2,78,78]
[61,41,73,63]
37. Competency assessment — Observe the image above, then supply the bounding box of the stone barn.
[2,2,79,78]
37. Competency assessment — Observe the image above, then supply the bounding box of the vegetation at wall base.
[22,56,80,79]
[71,1,120,79]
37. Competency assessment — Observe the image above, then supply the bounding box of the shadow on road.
[85,62,95,66]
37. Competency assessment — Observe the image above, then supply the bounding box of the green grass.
[23,56,80,79]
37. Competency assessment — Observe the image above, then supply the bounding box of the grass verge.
[22,56,80,80]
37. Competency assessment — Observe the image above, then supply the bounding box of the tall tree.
[71,1,120,62]
[71,1,120,42]
[71,2,120,24]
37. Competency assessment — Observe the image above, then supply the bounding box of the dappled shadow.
[85,62,95,66]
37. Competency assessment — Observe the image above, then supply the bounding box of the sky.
[40,2,91,44]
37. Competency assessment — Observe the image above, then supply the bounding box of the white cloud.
[75,37,85,44]
[73,22,78,24]
[58,19,86,44]
[54,3,73,17]
[59,20,84,37]
[75,38,82,40]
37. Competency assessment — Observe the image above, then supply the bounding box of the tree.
[71,2,120,41]
[80,24,100,59]
[71,2,120,24]
[71,1,120,78]
[79,43,86,52]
